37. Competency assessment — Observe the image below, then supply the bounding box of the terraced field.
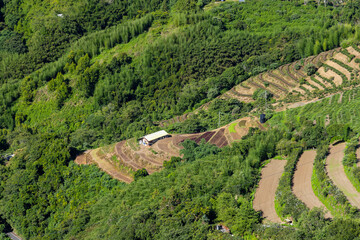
[293,150,332,218]
[75,116,260,182]
[75,47,360,224]
[326,143,360,209]
[158,46,360,127]
[253,159,286,223]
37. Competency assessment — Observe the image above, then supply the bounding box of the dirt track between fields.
[253,160,286,223]
[326,143,360,209]
[293,150,332,218]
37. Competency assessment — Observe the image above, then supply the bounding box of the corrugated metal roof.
[143,130,169,142]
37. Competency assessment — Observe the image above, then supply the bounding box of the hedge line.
[311,143,359,218]
[274,148,308,222]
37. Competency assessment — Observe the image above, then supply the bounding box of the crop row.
[299,85,311,94]
[315,72,337,88]
[310,76,327,89]
[340,48,355,61]
[331,58,353,72]
[323,63,348,84]
[284,64,299,82]
[258,74,288,93]
[351,44,360,54]
[267,71,296,88]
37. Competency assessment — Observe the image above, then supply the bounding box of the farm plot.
[115,141,143,171]
[333,52,359,70]
[136,152,163,166]
[267,70,296,88]
[326,143,360,209]
[248,79,280,99]
[306,77,325,90]
[317,67,343,86]
[209,128,228,147]
[224,90,252,103]
[153,137,181,157]
[292,150,332,218]
[312,74,333,88]
[327,59,352,81]
[253,159,286,223]
[347,46,360,60]
[91,148,133,183]
[285,63,300,82]
[258,74,289,95]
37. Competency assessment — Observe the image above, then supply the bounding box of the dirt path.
[326,143,360,209]
[253,160,286,223]
[293,150,332,218]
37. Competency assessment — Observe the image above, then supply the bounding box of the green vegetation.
[311,144,356,217]
[340,48,356,61]
[331,58,354,72]
[343,137,360,192]
[323,63,348,84]
[316,72,337,88]
[3,0,360,238]
[228,121,238,133]
[275,147,307,221]
[311,76,327,89]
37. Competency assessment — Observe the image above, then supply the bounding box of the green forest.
[2,0,360,239]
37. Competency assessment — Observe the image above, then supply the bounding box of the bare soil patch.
[326,143,360,209]
[253,160,287,223]
[293,150,332,218]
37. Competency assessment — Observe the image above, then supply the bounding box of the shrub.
[304,64,317,76]
[134,168,149,180]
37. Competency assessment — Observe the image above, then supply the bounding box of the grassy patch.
[229,122,238,133]
[311,168,347,217]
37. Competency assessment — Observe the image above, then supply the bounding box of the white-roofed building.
[139,130,170,146]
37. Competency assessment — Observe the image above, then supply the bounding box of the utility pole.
[218,111,221,128]
[265,90,267,110]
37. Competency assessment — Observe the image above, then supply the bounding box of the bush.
[134,168,149,180]
[304,64,317,76]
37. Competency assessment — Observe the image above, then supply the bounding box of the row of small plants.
[316,72,337,88]
[310,76,327,89]
[340,48,355,61]
[274,147,308,222]
[311,143,359,217]
[323,63,348,84]
[331,58,354,72]
[342,136,360,192]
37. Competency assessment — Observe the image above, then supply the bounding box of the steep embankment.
[326,143,360,209]
[292,150,332,218]
[253,160,286,223]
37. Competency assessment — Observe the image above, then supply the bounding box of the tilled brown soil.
[326,143,360,209]
[293,150,332,218]
[253,160,286,223]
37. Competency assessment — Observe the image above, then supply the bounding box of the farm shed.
[139,130,170,146]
